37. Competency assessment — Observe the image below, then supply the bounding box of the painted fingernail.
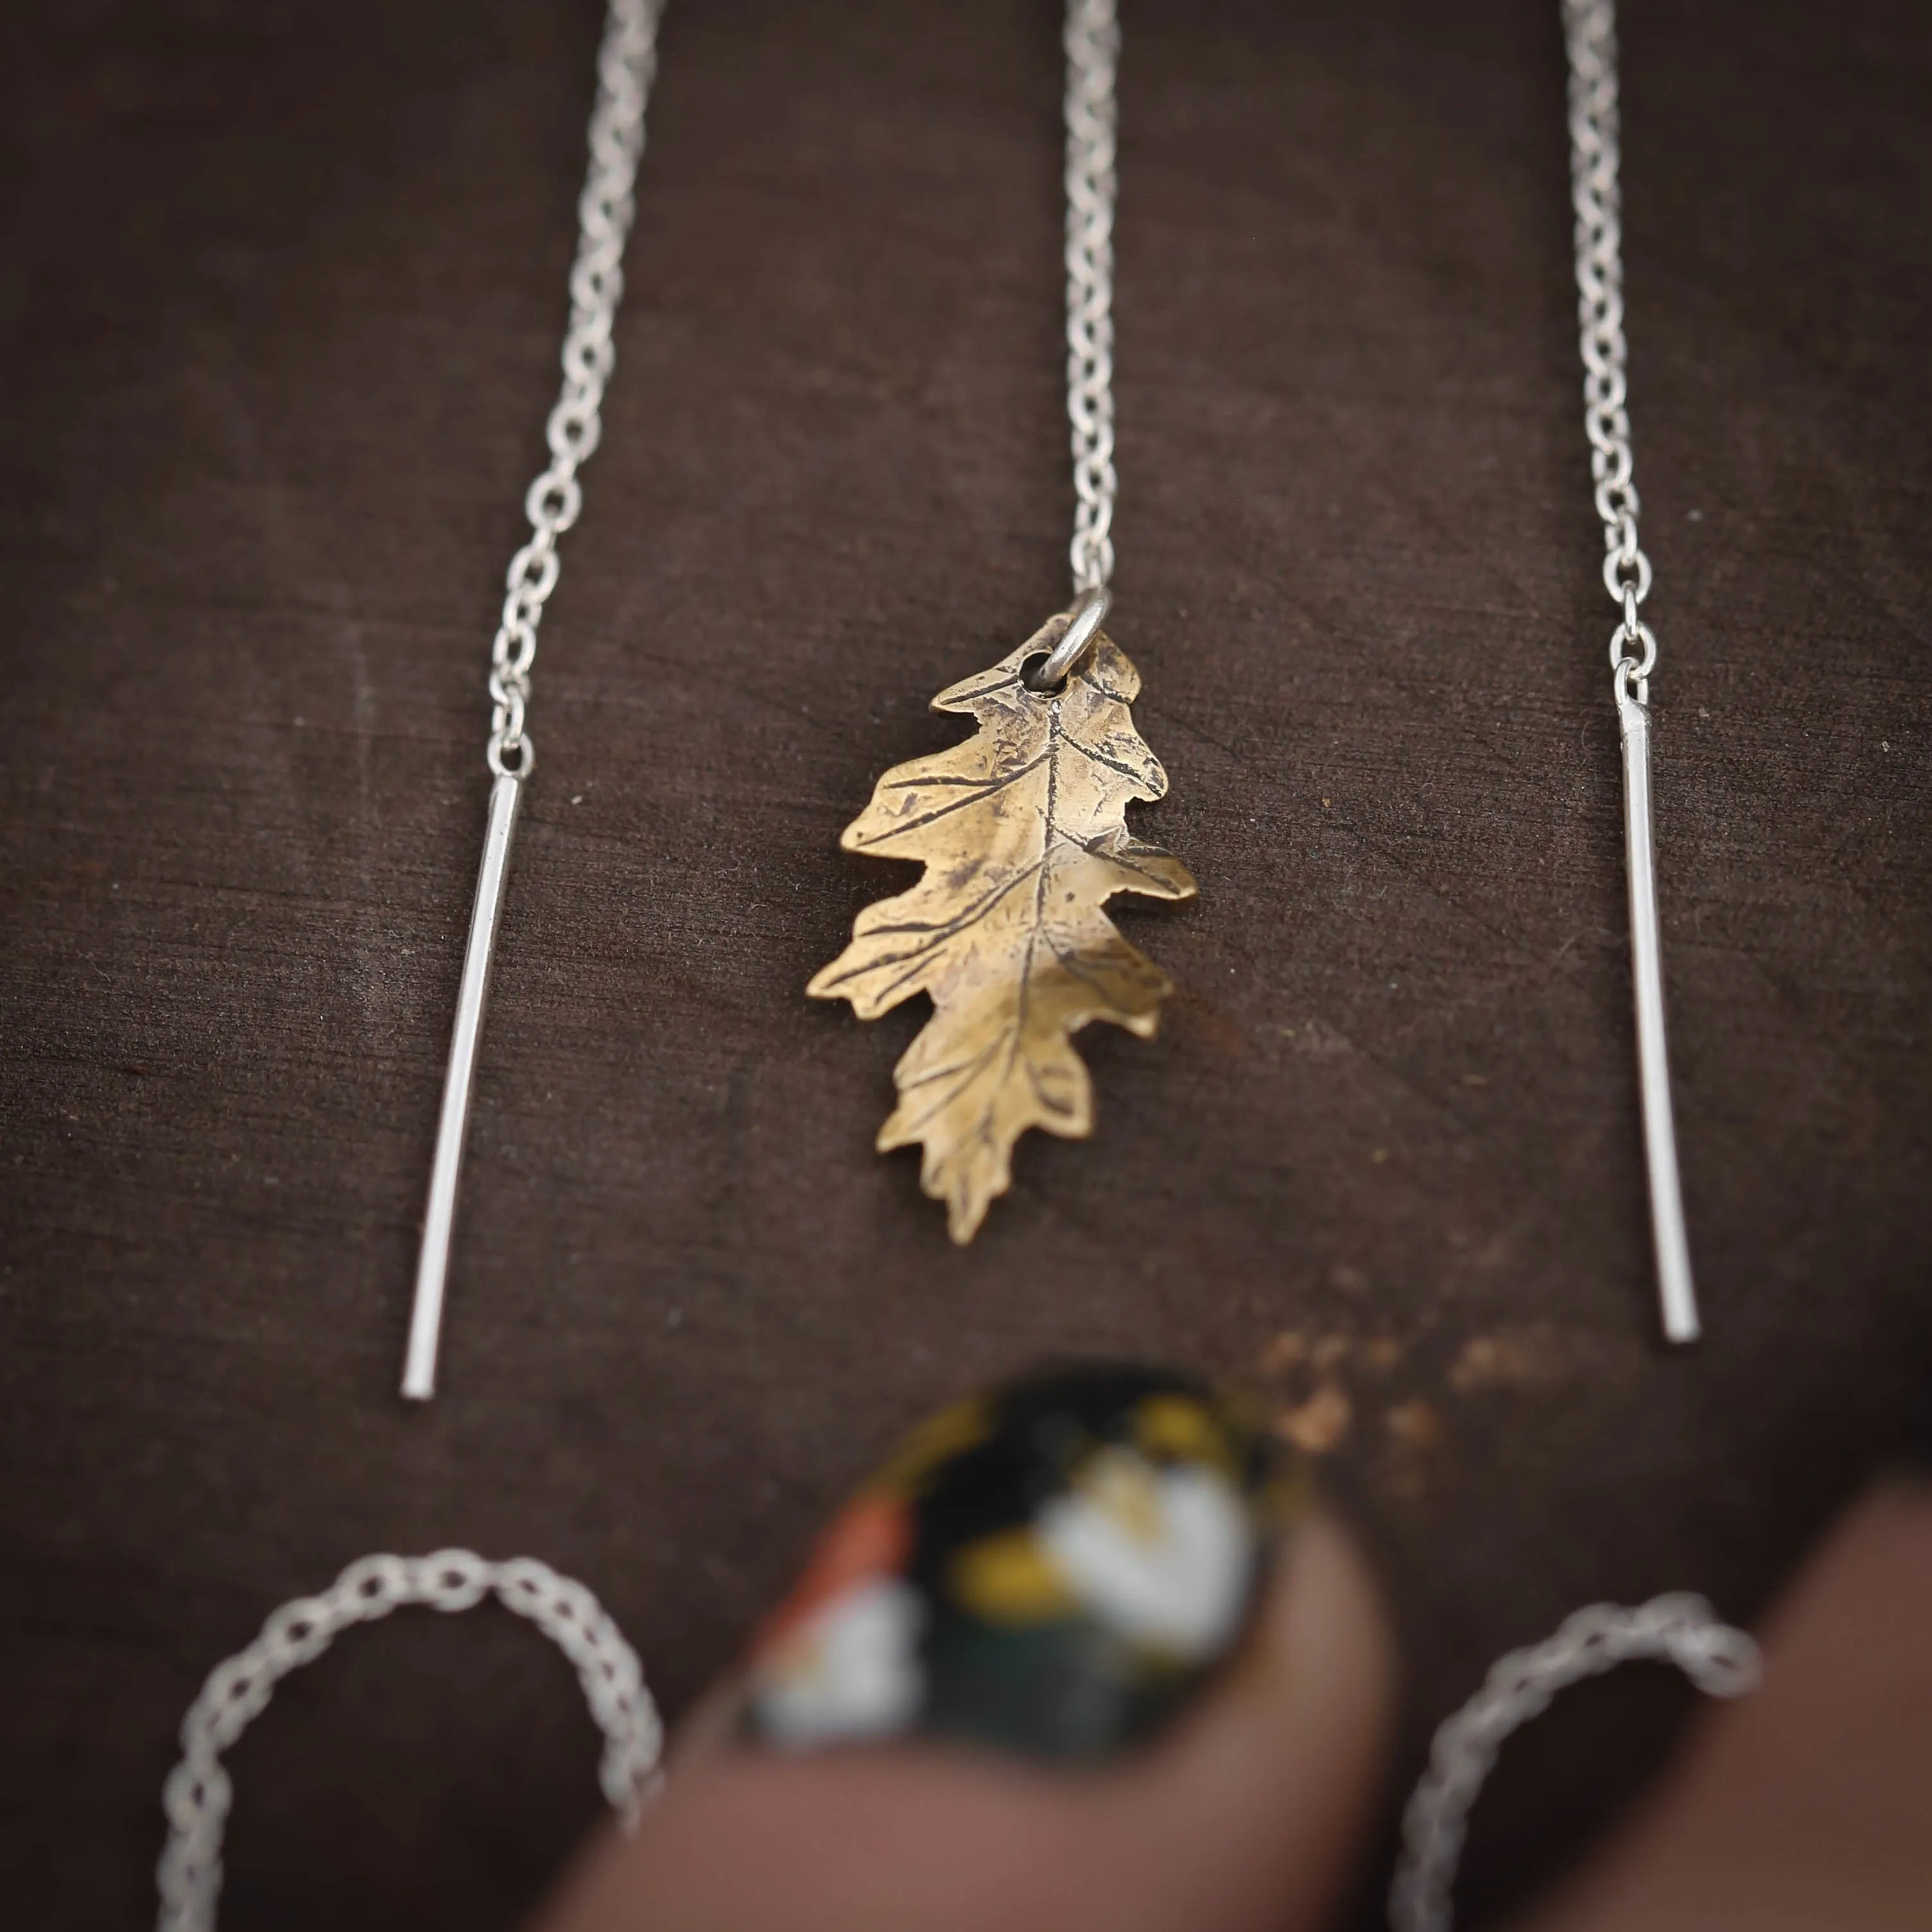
[741,1363,1304,1763]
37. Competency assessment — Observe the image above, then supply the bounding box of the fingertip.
[1519,1482,1932,1932]
[536,1509,1398,1932]
[1116,1510,1398,1931]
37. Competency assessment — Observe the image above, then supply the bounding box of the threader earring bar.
[402,0,667,1399]
[1564,0,1699,1344]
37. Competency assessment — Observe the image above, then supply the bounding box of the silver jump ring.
[1029,585,1112,689]
[488,734,536,780]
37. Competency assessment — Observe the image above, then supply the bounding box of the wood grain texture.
[1,1,1927,1927]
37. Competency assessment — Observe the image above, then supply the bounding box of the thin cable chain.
[1064,0,1118,596]
[155,1552,665,1932]
[1565,0,1659,707]
[487,0,665,779]
[1388,1594,1762,1932]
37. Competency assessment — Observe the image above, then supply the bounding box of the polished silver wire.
[404,772,522,1399]
[1565,0,1701,1342]
[1389,1594,1761,1932]
[1064,0,1119,595]
[488,0,665,778]
[155,1552,664,1932]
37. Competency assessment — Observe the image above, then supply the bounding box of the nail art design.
[745,1365,1299,1761]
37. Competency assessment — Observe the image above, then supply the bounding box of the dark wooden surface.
[3,2,1928,1927]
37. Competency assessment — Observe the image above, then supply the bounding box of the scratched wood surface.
[2,3,1928,1927]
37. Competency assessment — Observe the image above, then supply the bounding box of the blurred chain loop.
[1390,1594,1761,1932]
[156,1552,663,1932]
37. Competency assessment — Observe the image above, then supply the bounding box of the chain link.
[1064,0,1119,595]
[486,0,666,778]
[155,1552,664,1932]
[1564,0,1657,708]
[1389,1594,1761,1932]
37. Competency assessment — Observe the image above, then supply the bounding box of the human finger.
[537,1364,1394,1932]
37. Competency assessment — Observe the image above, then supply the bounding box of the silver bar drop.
[1618,693,1700,1344]
[402,773,524,1399]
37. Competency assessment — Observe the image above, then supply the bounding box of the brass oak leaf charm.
[809,615,1197,1242]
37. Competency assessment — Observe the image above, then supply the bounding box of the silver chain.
[1389,1594,1761,1932]
[155,1552,665,1932]
[1064,0,1119,595]
[486,0,665,778]
[1565,0,1659,707]
[153,1569,1752,1932]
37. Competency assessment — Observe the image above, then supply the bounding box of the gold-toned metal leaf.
[809,615,1197,1242]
